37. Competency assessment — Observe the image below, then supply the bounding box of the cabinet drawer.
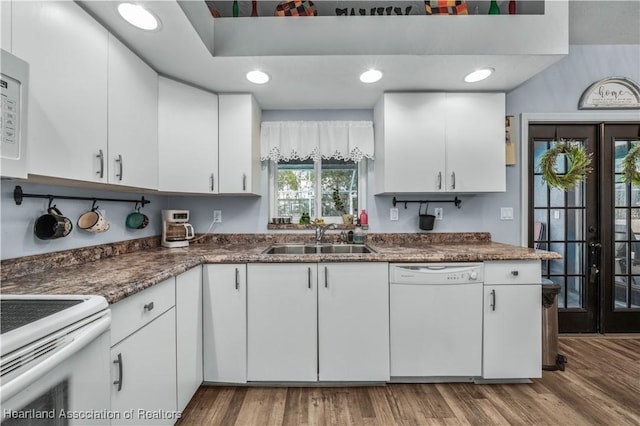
[484,260,541,285]
[110,278,176,346]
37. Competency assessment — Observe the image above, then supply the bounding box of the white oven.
[1,295,111,425]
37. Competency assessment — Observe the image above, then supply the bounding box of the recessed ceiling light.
[246,70,270,84]
[117,3,160,31]
[360,69,383,84]
[464,68,494,83]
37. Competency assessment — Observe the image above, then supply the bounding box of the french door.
[529,122,640,333]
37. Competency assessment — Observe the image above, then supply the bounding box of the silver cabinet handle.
[324,266,328,288]
[235,268,240,290]
[96,149,104,178]
[144,302,154,311]
[308,267,311,289]
[451,172,456,190]
[210,173,215,192]
[437,171,442,190]
[113,353,123,391]
[242,173,247,191]
[115,154,123,181]
[490,289,496,311]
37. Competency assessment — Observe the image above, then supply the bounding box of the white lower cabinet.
[482,261,542,379]
[247,263,318,381]
[203,264,247,383]
[247,262,389,382]
[110,308,177,425]
[176,267,203,411]
[318,263,389,381]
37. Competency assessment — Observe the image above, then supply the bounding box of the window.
[270,158,366,223]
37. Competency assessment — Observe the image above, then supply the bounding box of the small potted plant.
[332,187,352,224]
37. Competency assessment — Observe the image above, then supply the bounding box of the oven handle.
[0,315,110,403]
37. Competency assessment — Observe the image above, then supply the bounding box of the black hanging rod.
[392,196,462,209]
[13,185,150,207]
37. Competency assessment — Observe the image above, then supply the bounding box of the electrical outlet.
[390,207,399,221]
[213,210,222,223]
[434,208,443,220]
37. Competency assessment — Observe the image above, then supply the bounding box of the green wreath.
[622,145,640,187]
[538,140,593,191]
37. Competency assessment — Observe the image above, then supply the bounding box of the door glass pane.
[533,141,548,169]
[615,244,628,274]
[614,276,628,308]
[567,181,584,207]
[614,140,626,173]
[550,243,565,275]
[551,276,566,309]
[615,178,627,207]
[549,209,565,241]
[550,187,564,207]
[566,276,583,308]
[534,176,548,207]
[567,209,584,241]
[567,243,583,275]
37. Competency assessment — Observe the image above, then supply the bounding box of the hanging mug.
[78,205,110,233]
[34,206,73,240]
[126,206,149,230]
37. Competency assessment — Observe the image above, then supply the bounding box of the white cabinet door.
[158,77,218,193]
[176,267,203,411]
[318,263,390,381]
[483,284,542,379]
[203,264,247,383]
[247,263,317,381]
[111,309,177,425]
[445,93,505,192]
[374,93,446,194]
[218,94,261,195]
[107,35,158,190]
[1,1,11,51]
[13,1,108,182]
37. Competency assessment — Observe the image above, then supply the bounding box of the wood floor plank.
[178,336,640,426]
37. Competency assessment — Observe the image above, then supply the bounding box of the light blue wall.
[1,181,168,259]
[3,45,638,259]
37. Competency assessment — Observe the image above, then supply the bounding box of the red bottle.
[251,1,258,17]
[359,209,368,226]
[508,0,516,15]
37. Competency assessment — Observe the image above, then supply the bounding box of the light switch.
[390,208,399,221]
[500,207,514,221]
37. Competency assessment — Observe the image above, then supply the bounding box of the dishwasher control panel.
[390,263,483,284]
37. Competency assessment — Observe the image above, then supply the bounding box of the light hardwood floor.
[177,336,640,425]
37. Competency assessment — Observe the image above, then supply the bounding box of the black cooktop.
[0,299,83,334]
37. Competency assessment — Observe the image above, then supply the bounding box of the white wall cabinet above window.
[158,77,219,194]
[218,94,262,195]
[374,92,506,194]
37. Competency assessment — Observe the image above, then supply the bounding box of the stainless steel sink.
[261,244,376,255]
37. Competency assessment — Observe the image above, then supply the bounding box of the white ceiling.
[79,1,639,110]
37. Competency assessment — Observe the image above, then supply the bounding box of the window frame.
[269,159,367,224]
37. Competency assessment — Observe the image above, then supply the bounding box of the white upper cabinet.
[13,1,108,182]
[158,77,219,193]
[218,94,261,195]
[107,35,158,190]
[374,92,506,194]
[444,93,505,192]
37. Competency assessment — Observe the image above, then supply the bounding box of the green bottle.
[233,0,239,17]
[488,0,500,14]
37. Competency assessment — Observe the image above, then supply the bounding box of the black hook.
[91,199,99,210]
[47,196,54,209]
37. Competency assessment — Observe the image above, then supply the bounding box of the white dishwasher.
[390,263,483,381]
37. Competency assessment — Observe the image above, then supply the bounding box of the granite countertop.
[0,233,560,304]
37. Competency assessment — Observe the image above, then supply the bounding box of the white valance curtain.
[260,121,374,163]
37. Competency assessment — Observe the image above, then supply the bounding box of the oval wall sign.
[578,77,640,110]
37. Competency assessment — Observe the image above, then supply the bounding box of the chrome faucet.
[315,223,336,243]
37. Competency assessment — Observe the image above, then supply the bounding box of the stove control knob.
[469,271,478,281]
